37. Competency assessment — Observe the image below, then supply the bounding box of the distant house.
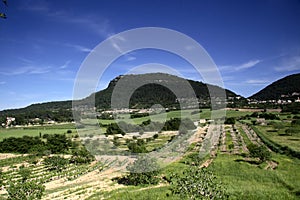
[6,117,16,127]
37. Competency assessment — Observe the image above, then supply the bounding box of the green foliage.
[44,156,69,171]
[0,136,44,153]
[118,156,160,186]
[46,134,72,154]
[285,127,299,136]
[18,167,31,182]
[250,73,300,100]
[247,144,271,162]
[170,166,228,200]
[225,117,236,124]
[269,121,285,130]
[0,169,3,187]
[252,125,300,159]
[29,144,50,156]
[130,112,149,119]
[70,148,95,164]
[153,133,159,139]
[259,113,280,120]
[106,118,195,136]
[291,119,300,126]
[180,152,204,165]
[67,129,72,134]
[7,180,45,200]
[106,123,126,135]
[127,139,148,153]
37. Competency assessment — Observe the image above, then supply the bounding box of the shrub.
[170,166,228,199]
[7,180,45,200]
[247,144,271,162]
[44,156,69,171]
[118,156,160,186]
[67,129,72,134]
[225,117,235,124]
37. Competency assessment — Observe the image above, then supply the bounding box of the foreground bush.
[247,144,271,163]
[117,156,160,186]
[169,166,228,200]
[7,167,45,200]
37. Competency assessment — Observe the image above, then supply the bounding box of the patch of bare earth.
[43,167,125,200]
[265,160,278,170]
[0,153,22,160]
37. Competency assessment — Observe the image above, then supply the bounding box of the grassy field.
[209,153,300,200]
[0,123,77,141]
[254,124,300,152]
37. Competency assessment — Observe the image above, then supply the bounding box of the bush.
[225,117,235,124]
[247,144,271,162]
[44,156,69,171]
[70,148,95,164]
[170,166,228,199]
[118,156,160,186]
[7,180,45,200]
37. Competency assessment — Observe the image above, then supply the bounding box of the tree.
[127,140,148,153]
[170,166,228,200]
[119,156,160,186]
[46,134,72,154]
[225,117,235,124]
[247,144,271,163]
[0,0,7,19]
[70,148,95,164]
[44,156,69,171]
[18,167,31,182]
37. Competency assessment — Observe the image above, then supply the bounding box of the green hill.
[0,73,241,124]
[249,73,300,100]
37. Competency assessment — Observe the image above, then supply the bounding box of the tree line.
[104,118,196,136]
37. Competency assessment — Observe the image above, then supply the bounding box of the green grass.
[256,124,300,152]
[0,124,77,141]
[98,109,254,126]
[90,186,179,200]
[208,153,300,200]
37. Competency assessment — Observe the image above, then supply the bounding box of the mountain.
[91,73,240,109]
[0,73,241,123]
[249,73,300,101]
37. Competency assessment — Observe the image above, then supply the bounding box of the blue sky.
[1,0,300,110]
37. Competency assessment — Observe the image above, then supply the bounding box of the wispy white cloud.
[65,43,93,53]
[0,81,6,85]
[0,66,51,76]
[245,79,270,85]
[219,59,261,72]
[236,60,261,70]
[59,60,71,69]
[274,55,300,72]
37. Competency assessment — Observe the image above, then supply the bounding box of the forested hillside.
[249,73,300,100]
